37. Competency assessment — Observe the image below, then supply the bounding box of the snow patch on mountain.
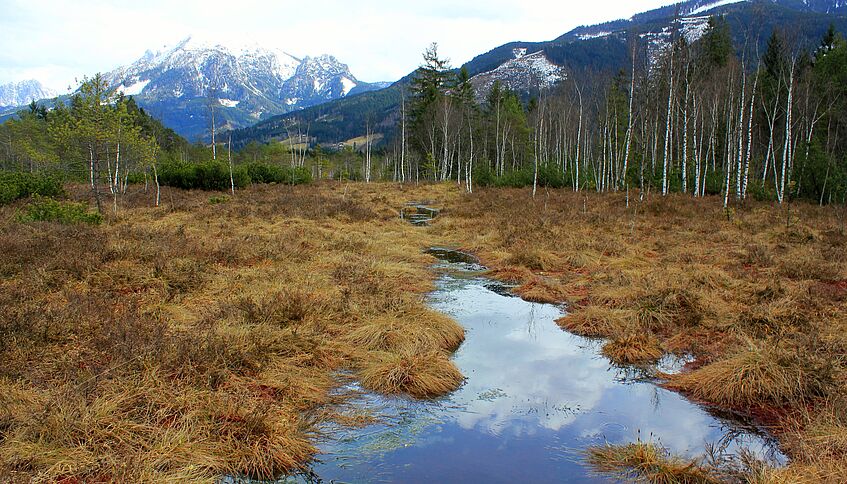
[470,51,566,99]
[638,16,712,68]
[578,31,612,40]
[687,0,746,16]
[680,16,712,43]
[341,77,356,96]
[116,79,150,96]
[96,36,370,140]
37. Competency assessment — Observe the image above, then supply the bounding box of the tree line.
[0,74,316,213]
[0,74,185,212]
[383,19,847,205]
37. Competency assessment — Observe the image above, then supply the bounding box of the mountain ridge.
[230,0,847,149]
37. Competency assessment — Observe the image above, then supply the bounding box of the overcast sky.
[0,0,673,92]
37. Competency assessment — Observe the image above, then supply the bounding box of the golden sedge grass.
[0,182,466,481]
[666,342,832,408]
[602,334,665,365]
[359,351,464,399]
[586,441,719,484]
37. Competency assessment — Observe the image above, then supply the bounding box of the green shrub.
[157,161,310,191]
[0,181,17,205]
[472,165,496,187]
[245,162,312,185]
[18,196,102,225]
[471,165,567,189]
[158,161,250,191]
[703,169,725,196]
[0,172,65,205]
[125,172,147,185]
[746,179,777,202]
[496,169,534,188]
[245,162,283,184]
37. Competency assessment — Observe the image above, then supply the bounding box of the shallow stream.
[296,248,782,483]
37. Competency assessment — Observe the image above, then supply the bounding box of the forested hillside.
[230,19,847,207]
[398,21,847,206]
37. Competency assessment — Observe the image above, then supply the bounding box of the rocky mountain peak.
[0,80,57,108]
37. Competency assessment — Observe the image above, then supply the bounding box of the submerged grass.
[586,440,719,483]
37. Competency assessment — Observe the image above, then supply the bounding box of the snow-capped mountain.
[281,55,359,106]
[0,80,57,108]
[102,36,378,140]
[470,50,566,100]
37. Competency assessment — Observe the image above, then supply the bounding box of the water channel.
[294,247,782,483]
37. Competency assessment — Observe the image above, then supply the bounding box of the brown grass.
[513,276,567,304]
[602,334,665,365]
[586,441,719,483]
[2,181,846,480]
[345,311,465,354]
[556,307,632,338]
[0,181,465,482]
[359,351,464,398]
[666,341,835,408]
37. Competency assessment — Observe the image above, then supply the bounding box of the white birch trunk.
[778,60,796,204]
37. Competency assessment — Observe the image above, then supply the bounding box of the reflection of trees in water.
[526,303,539,339]
[651,386,661,411]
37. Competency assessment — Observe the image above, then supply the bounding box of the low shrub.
[0,171,65,205]
[245,162,312,185]
[125,171,147,185]
[157,161,311,191]
[472,166,569,189]
[17,196,102,225]
[158,160,250,191]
